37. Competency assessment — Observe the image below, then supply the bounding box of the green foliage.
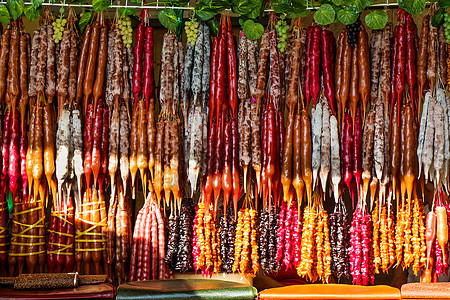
[119,7,136,18]
[24,4,41,21]
[332,0,344,6]
[365,10,388,29]
[239,15,250,26]
[432,7,445,27]
[438,0,450,8]
[207,18,220,36]
[243,19,264,40]
[68,0,88,4]
[244,0,263,19]
[78,12,92,33]
[314,4,335,25]
[158,8,178,31]
[2,0,444,40]
[6,0,24,20]
[195,0,229,21]
[0,4,10,23]
[398,0,426,15]
[336,7,359,25]
[31,0,42,9]
[92,0,110,12]
[231,0,254,15]
[194,7,217,21]
[346,0,376,13]
[271,0,309,18]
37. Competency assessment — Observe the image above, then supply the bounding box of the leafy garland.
[0,0,440,40]
[432,0,450,27]
[159,0,433,39]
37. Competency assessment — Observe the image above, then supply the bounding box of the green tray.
[117,279,257,300]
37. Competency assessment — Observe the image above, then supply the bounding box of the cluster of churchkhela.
[0,4,448,287]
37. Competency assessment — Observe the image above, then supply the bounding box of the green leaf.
[170,0,189,5]
[31,0,42,9]
[332,0,344,5]
[293,0,307,6]
[175,9,183,40]
[298,9,311,17]
[438,0,450,7]
[239,15,250,26]
[243,19,264,40]
[231,0,253,15]
[24,4,41,22]
[92,0,109,11]
[285,11,296,18]
[218,0,232,10]
[432,7,445,27]
[273,0,308,17]
[119,7,136,18]
[398,0,426,15]
[0,4,10,23]
[194,0,229,21]
[314,4,335,25]
[204,0,230,12]
[68,0,88,4]
[286,9,310,18]
[6,0,24,20]
[364,0,377,9]
[207,18,219,36]
[244,0,262,19]
[78,12,92,33]
[337,7,359,25]
[158,8,177,31]
[281,2,309,18]
[195,7,217,21]
[129,0,140,4]
[290,0,310,17]
[273,3,289,13]
[365,10,388,29]
[129,13,139,22]
[345,0,375,12]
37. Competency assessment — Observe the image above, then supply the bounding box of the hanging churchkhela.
[417,12,449,189]
[165,198,195,273]
[296,191,331,283]
[70,11,112,276]
[193,13,241,276]
[1,4,450,288]
[232,191,259,278]
[184,21,210,197]
[330,198,350,279]
[254,13,287,274]
[103,10,135,283]
[372,193,396,275]
[277,18,304,272]
[152,32,183,210]
[8,14,49,276]
[49,8,79,275]
[129,10,179,280]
